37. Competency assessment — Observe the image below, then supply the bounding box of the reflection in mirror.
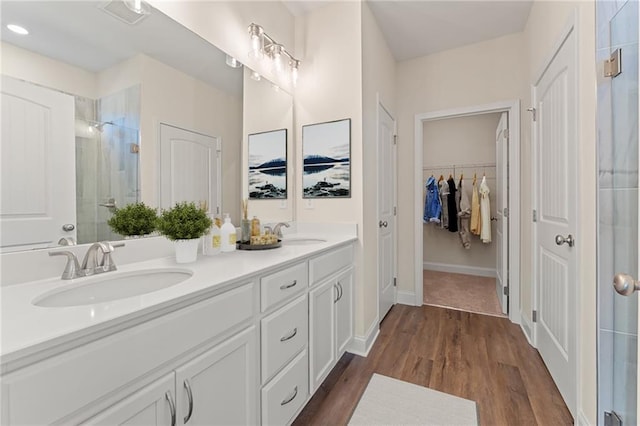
[0,0,270,251]
[243,68,294,223]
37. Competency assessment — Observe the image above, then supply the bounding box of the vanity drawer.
[309,245,353,285]
[261,262,307,312]
[261,294,308,383]
[261,349,309,426]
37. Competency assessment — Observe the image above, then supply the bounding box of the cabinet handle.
[281,386,298,406]
[334,284,339,303]
[183,379,194,424]
[337,282,343,301]
[280,327,298,342]
[280,280,297,290]
[165,391,176,426]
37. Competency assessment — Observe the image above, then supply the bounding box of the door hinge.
[604,48,622,78]
[393,134,397,145]
[503,207,509,218]
[393,277,397,287]
[527,107,537,122]
[503,129,509,139]
[503,286,509,296]
[532,209,538,222]
[604,410,623,426]
[393,206,397,216]
[532,310,538,323]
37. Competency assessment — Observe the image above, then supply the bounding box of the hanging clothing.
[457,178,471,249]
[423,176,441,223]
[446,177,458,232]
[470,179,481,235]
[480,176,492,243]
[438,178,449,229]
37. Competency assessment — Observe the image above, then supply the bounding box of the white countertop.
[1,227,356,367]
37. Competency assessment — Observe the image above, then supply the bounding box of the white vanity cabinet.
[308,246,354,393]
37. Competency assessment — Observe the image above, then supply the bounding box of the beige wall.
[242,67,294,223]
[1,42,97,99]
[422,114,500,270]
[361,1,397,330]
[523,1,597,423]
[396,33,527,297]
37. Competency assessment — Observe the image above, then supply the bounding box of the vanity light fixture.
[225,54,242,68]
[7,24,29,35]
[248,23,300,85]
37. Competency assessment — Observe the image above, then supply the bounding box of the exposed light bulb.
[290,60,300,87]
[248,23,264,60]
[271,44,284,73]
[7,24,28,35]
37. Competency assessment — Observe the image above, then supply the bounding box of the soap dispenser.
[220,213,237,252]
[203,214,221,256]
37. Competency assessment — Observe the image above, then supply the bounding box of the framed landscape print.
[248,129,287,199]
[302,118,351,198]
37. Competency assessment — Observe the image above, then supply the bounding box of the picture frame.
[302,118,351,198]
[248,129,287,199]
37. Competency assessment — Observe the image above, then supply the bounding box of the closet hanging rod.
[422,162,496,171]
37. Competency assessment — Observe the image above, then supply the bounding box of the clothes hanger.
[473,172,477,185]
[438,174,444,183]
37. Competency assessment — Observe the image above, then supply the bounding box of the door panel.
[378,103,395,320]
[1,76,76,251]
[534,27,577,415]
[159,124,220,214]
[336,268,353,356]
[309,279,336,393]
[495,112,509,313]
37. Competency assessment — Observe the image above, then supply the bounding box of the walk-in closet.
[422,112,507,317]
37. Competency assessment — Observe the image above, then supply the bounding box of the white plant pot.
[174,238,200,263]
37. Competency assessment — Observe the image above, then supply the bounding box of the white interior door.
[495,112,509,314]
[533,28,577,416]
[1,76,76,251]
[159,124,220,214]
[378,102,396,321]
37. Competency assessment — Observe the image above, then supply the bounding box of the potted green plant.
[156,202,212,263]
[107,202,158,238]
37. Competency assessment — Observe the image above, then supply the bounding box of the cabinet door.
[309,278,337,393]
[174,326,258,426]
[336,268,354,357]
[86,373,175,426]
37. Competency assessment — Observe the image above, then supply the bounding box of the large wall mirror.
[0,0,293,252]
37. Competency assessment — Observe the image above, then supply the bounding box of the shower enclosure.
[597,0,639,424]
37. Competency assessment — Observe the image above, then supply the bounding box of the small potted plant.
[107,202,158,238]
[156,202,212,263]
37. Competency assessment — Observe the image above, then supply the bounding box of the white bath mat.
[349,374,479,426]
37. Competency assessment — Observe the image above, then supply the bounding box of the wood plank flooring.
[293,304,573,426]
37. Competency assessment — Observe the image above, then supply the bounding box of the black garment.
[447,178,458,232]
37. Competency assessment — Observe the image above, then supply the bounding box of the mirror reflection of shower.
[74,85,141,244]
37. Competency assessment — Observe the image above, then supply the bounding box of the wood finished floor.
[293,304,573,426]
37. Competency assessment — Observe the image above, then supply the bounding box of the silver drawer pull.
[280,280,297,290]
[281,386,298,406]
[183,379,194,424]
[165,391,176,426]
[280,328,298,342]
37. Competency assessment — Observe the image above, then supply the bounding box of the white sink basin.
[282,238,327,246]
[33,269,193,307]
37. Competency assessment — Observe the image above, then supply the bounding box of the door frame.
[376,94,397,324]
[530,12,579,417]
[413,100,521,325]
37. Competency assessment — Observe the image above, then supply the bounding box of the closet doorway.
[413,101,521,324]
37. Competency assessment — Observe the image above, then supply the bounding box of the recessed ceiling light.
[7,24,29,35]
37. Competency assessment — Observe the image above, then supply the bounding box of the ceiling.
[0,1,242,96]
[283,0,533,62]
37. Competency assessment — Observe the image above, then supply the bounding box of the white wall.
[422,114,500,271]
[523,1,597,423]
[396,33,527,299]
[361,1,397,332]
[1,42,97,99]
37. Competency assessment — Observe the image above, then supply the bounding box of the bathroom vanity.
[0,227,356,425]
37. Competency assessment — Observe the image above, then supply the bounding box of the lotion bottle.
[220,213,237,252]
[203,214,221,256]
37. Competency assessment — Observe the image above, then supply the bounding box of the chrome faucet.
[273,222,290,239]
[49,241,124,280]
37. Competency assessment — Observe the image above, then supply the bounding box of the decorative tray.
[237,240,282,250]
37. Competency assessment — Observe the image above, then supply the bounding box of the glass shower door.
[598,0,639,424]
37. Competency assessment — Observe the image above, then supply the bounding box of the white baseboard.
[520,311,534,346]
[423,262,496,278]
[397,290,418,306]
[347,318,380,357]
[577,410,591,426]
